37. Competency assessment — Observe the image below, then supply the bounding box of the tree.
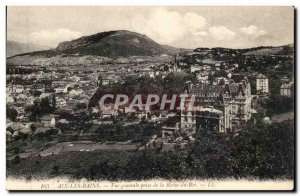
[187,127,236,178]
[264,95,294,116]
[125,149,190,180]
[233,120,294,179]
[163,65,169,72]
[51,165,60,175]
[76,102,87,110]
[52,94,56,110]
[7,107,18,121]
[219,79,225,85]
[164,115,180,127]
[39,97,54,115]
[30,123,37,132]
[32,90,42,97]
[11,155,21,165]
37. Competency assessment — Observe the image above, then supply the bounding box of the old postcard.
[6,6,295,191]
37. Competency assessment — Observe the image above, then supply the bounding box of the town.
[6,31,294,181]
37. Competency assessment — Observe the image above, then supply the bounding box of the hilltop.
[56,30,168,58]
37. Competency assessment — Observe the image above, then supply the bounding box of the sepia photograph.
[5,6,295,191]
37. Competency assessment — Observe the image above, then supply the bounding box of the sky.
[7,6,294,49]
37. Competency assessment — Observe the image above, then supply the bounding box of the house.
[40,115,56,128]
[7,122,23,133]
[101,108,118,119]
[32,83,46,93]
[281,76,290,83]
[161,72,167,79]
[123,107,137,114]
[101,78,110,85]
[97,75,119,86]
[215,63,221,71]
[58,119,69,124]
[280,82,293,97]
[216,77,229,85]
[100,120,114,125]
[16,93,29,101]
[256,74,269,93]
[154,70,161,76]
[190,65,202,73]
[141,68,155,78]
[179,62,187,67]
[70,75,80,82]
[24,84,33,91]
[13,85,24,93]
[69,89,81,97]
[56,98,67,107]
[92,119,101,125]
[54,87,65,93]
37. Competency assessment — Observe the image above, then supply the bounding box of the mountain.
[6,40,51,57]
[241,44,294,56]
[6,30,181,66]
[8,30,292,67]
[193,44,294,57]
[56,30,168,58]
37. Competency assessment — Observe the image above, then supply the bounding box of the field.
[39,141,138,156]
[7,150,134,179]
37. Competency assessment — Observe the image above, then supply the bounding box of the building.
[256,73,269,93]
[195,106,226,133]
[97,75,119,86]
[141,68,155,78]
[180,110,196,130]
[98,77,110,86]
[280,81,293,97]
[190,65,202,73]
[181,77,252,132]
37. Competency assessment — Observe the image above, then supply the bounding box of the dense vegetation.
[90,121,161,144]
[264,94,294,116]
[25,97,56,121]
[7,116,294,180]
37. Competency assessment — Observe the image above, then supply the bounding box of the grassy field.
[38,141,138,157]
[7,150,133,179]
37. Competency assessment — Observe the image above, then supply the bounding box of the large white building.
[256,74,269,93]
[181,77,252,133]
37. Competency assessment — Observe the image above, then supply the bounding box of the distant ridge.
[6,30,293,66]
[6,40,51,57]
[194,44,294,56]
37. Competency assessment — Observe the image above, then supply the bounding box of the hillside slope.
[56,30,168,58]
